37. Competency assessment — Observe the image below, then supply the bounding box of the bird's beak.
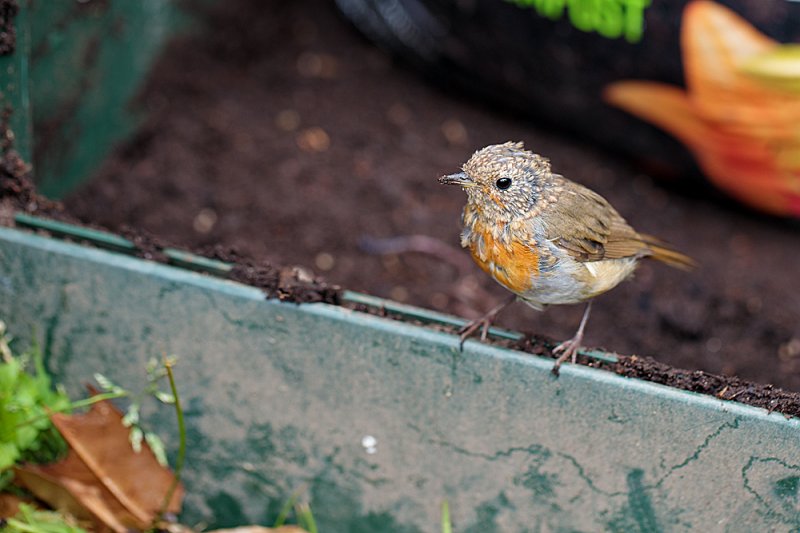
[438,171,474,187]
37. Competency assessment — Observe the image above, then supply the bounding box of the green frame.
[1,220,799,531]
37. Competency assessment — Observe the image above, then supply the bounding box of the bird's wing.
[542,176,651,262]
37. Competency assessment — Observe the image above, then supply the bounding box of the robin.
[439,141,694,374]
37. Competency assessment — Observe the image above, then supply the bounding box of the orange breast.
[468,226,540,294]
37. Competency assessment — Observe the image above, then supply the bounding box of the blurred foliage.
[0,322,70,481]
[0,503,87,533]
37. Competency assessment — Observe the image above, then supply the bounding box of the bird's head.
[439,141,551,222]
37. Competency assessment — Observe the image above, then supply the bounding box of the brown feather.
[542,176,695,269]
[639,234,696,270]
[544,176,651,262]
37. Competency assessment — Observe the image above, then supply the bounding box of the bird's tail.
[640,234,696,271]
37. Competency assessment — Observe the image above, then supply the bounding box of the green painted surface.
[14,211,136,252]
[30,0,186,197]
[1,225,800,531]
[14,212,233,275]
[0,0,187,197]
[0,1,31,162]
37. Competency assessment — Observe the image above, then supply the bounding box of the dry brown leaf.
[60,477,128,533]
[17,445,136,521]
[14,457,91,520]
[15,398,182,532]
[14,460,93,524]
[15,461,128,533]
[0,492,25,518]
[51,400,183,519]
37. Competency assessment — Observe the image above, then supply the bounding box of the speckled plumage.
[442,141,693,310]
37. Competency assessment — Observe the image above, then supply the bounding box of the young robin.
[439,141,694,374]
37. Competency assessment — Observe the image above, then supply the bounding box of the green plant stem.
[441,501,452,533]
[67,392,129,411]
[273,490,301,527]
[14,391,129,429]
[295,502,317,533]
[156,358,185,524]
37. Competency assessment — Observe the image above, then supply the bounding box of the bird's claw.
[455,295,516,351]
[551,337,582,376]
[457,317,492,350]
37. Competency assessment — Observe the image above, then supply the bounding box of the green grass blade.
[295,502,318,533]
[272,492,299,528]
[441,500,452,533]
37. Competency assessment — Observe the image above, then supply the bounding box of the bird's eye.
[495,177,512,190]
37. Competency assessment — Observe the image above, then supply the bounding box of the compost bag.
[336,0,800,218]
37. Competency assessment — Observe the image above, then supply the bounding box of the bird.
[439,141,694,374]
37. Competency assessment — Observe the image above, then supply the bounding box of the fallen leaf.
[0,492,25,518]
[16,399,182,532]
[16,451,131,533]
[51,400,183,518]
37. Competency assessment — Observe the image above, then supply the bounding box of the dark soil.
[200,244,340,304]
[61,0,800,394]
[0,0,18,56]
[0,107,64,224]
[613,355,800,418]
[0,120,339,305]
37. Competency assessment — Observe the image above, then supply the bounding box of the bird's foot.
[551,336,583,376]
[551,301,593,376]
[458,316,494,349]
[457,296,516,350]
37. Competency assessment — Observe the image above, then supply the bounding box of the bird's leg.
[551,301,593,375]
[458,295,516,349]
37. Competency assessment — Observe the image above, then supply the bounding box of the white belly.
[518,256,639,309]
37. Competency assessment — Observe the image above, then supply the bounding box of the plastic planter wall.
[0,0,185,198]
[1,222,799,531]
